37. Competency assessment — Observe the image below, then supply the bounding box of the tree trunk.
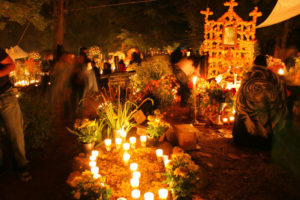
[53,0,64,62]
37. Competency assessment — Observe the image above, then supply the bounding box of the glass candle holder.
[130,163,138,172]
[115,137,122,150]
[91,150,99,157]
[132,171,141,179]
[129,137,136,149]
[144,192,154,200]
[156,149,163,161]
[140,135,147,147]
[123,153,130,166]
[158,189,168,199]
[104,139,112,151]
[123,143,130,151]
[131,189,140,199]
[130,178,139,188]
[89,161,96,168]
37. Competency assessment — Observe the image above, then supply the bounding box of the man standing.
[0,48,31,181]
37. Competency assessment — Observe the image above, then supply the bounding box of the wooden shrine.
[201,0,262,78]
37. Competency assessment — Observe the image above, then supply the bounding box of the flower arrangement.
[70,170,112,200]
[147,110,170,139]
[129,55,179,109]
[164,147,202,200]
[28,51,41,61]
[68,119,100,144]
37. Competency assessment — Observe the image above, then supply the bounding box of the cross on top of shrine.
[200,7,213,20]
[224,0,238,11]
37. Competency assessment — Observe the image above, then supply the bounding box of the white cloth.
[257,0,300,28]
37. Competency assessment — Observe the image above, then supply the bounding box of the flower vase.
[82,142,95,154]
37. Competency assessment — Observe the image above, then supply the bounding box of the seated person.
[232,55,288,149]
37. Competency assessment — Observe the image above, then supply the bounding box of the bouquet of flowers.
[164,147,202,200]
[70,170,112,200]
[147,110,170,139]
[87,46,102,60]
[68,119,99,144]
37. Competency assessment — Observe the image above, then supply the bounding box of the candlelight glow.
[278,68,284,75]
[144,192,154,200]
[115,137,122,149]
[156,149,163,157]
[130,178,139,188]
[91,150,99,157]
[215,75,222,84]
[89,161,96,168]
[132,171,141,179]
[140,135,147,147]
[192,76,198,85]
[158,189,168,199]
[104,139,112,151]
[91,166,99,175]
[229,116,235,122]
[223,118,228,123]
[120,129,127,139]
[93,173,101,179]
[129,137,136,148]
[131,189,140,199]
[89,155,97,161]
[123,153,130,165]
[164,159,170,167]
[123,143,130,151]
[130,163,138,171]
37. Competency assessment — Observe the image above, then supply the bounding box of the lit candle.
[89,161,96,168]
[132,171,141,179]
[91,150,99,157]
[93,173,101,179]
[140,135,147,147]
[163,155,169,161]
[278,68,284,75]
[131,189,140,199]
[91,166,99,175]
[104,139,112,151]
[130,178,139,188]
[120,129,127,141]
[164,159,170,167]
[123,143,130,151]
[229,116,234,122]
[90,155,97,161]
[130,163,138,171]
[115,137,122,150]
[223,118,228,124]
[123,153,130,166]
[158,189,168,199]
[129,137,136,148]
[144,192,154,200]
[156,149,163,161]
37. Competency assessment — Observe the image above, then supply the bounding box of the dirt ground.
[0,105,299,200]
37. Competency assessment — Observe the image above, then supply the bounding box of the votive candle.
[104,139,112,151]
[156,149,163,161]
[93,173,101,179]
[120,129,127,141]
[91,150,99,157]
[129,137,136,148]
[144,192,154,200]
[90,155,97,161]
[123,153,130,166]
[229,116,234,122]
[130,163,138,171]
[89,161,96,168]
[130,178,139,188]
[132,171,141,179]
[123,143,130,151]
[91,166,99,175]
[115,138,122,150]
[140,135,147,147]
[223,118,228,124]
[131,189,140,199]
[158,189,168,199]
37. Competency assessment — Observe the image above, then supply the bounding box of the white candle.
[130,178,139,188]
[120,129,127,141]
[144,192,154,200]
[130,163,138,171]
[132,171,141,179]
[229,116,234,122]
[164,159,170,167]
[223,118,228,124]
[93,173,101,179]
[91,150,99,157]
[163,155,169,161]
[90,155,97,161]
[91,166,99,175]
[158,189,168,199]
[89,161,96,168]
[129,137,136,148]
[115,137,122,150]
[104,139,112,151]
[278,68,284,75]
[156,149,163,161]
[140,135,147,147]
[123,153,130,165]
[131,189,140,199]
[123,143,130,151]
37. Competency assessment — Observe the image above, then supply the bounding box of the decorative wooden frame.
[223,26,237,46]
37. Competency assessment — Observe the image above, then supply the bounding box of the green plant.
[147,110,170,139]
[164,147,202,200]
[100,97,153,137]
[68,119,98,144]
[70,170,112,200]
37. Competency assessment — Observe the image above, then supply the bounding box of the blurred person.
[233,55,288,149]
[91,61,101,90]
[0,48,31,181]
[119,59,126,72]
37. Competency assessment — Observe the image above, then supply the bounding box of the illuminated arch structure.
[201,0,262,79]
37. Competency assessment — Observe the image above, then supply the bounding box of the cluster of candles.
[104,134,147,152]
[89,150,101,179]
[222,116,235,124]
